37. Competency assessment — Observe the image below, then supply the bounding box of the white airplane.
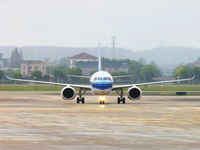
[6,47,195,104]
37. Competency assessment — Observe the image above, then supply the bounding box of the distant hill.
[0,46,200,67]
[132,47,200,65]
[0,46,133,61]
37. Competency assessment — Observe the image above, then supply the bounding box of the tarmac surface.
[0,91,200,150]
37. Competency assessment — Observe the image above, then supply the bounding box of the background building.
[21,60,47,77]
[70,53,98,75]
[9,48,23,68]
[76,61,98,75]
[70,53,98,68]
[104,62,128,73]
[0,53,9,68]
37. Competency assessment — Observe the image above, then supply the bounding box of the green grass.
[0,84,62,91]
[140,85,200,92]
[0,84,200,92]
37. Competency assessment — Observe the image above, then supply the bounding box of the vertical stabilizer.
[98,42,101,71]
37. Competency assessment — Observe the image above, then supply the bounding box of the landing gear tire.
[122,97,125,104]
[82,97,85,104]
[100,100,105,105]
[77,97,85,104]
[117,97,120,104]
[117,97,125,104]
[77,97,80,103]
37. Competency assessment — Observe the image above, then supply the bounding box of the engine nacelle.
[128,86,142,100]
[61,86,76,100]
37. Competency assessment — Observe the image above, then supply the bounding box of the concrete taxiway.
[0,91,200,150]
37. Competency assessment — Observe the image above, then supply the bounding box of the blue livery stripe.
[92,82,112,90]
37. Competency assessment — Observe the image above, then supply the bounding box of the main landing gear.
[77,97,85,104]
[77,88,87,104]
[116,89,125,104]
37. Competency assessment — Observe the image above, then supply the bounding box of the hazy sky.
[0,0,200,51]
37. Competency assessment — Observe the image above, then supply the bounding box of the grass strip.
[0,84,200,91]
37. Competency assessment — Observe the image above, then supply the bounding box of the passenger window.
[108,77,111,81]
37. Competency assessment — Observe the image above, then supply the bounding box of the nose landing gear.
[100,100,105,104]
[99,96,105,105]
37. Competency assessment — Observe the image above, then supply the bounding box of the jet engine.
[61,86,76,100]
[128,86,142,100]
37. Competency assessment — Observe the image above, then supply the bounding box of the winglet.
[190,75,195,80]
[6,75,12,80]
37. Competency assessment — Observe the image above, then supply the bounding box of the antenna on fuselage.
[98,42,102,71]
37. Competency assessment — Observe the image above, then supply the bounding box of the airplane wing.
[6,75,91,90]
[112,75,132,78]
[112,75,195,90]
[68,75,90,79]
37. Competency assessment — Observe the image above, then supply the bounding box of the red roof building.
[70,53,98,68]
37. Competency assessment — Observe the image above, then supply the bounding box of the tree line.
[0,57,198,84]
[173,64,200,84]
[0,57,162,84]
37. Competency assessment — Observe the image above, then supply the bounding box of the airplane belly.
[92,89,111,95]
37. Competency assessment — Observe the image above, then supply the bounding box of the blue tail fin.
[98,42,101,71]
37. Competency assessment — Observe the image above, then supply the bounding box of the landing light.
[99,96,106,105]
[99,96,105,101]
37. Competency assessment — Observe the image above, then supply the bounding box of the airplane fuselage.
[90,71,113,95]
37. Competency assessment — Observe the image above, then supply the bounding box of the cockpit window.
[108,77,112,81]
[98,77,102,80]
[94,76,112,81]
[103,77,107,80]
